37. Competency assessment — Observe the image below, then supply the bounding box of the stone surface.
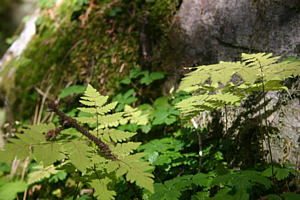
[173,0,300,66]
[173,0,300,165]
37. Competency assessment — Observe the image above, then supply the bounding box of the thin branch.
[35,85,52,124]
[47,101,117,161]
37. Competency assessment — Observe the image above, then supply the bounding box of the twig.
[35,85,52,124]
[47,101,117,161]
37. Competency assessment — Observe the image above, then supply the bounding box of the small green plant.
[176,53,300,119]
[0,84,154,199]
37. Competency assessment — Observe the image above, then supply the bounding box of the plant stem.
[258,60,276,187]
[192,118,202,173]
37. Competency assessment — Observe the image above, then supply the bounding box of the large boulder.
[174,0,300,65]
[173,0,300,165]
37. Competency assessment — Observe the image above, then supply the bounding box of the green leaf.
[129,68,144,79]
[112,142,141,158]
[63,141,91,172]
[48,171,67,183]
[152,109,169,125]
[275,168,290,180]
[124,105,149,125]
[27,165,59,185]
[0,181,27,200]
[165,175,194,191]
[34,142,66,167]
[232,189,249,200]
[90,178,116,200]
[192,173,212,187]
[150,72,165,80]
[112,89,137,112]
[95,128,136,143]
[80,84,109,107]
[191,192,210,200]
[0,124,54,162]
[148,152,159,164]
[232,176,252,190]
[153,155,172,166]
[141,71,152,85]
[150,183,181,200]
[154,97,170,110]
[125,161,154,193]
[138,138,173,154]
[58,85,86,98]
[283,192,300,200]
[120,77,131,84]
[266,194,282,200]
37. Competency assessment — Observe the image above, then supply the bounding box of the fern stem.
[191,118,202,173]
[257,60,276,187]
[47,101,117,161]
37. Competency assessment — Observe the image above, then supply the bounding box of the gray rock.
[173,0,300,65]
[173,0,300,165]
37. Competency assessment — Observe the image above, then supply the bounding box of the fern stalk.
[191,118,202,173]
[257,60,276,185]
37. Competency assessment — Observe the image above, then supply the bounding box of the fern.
[0,84,154,198]
[27,164,60,185]
[176,53,300,120]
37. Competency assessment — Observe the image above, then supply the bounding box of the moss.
[6,0,180,120]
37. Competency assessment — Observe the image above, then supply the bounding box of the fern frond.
[97,112,128,128]
[80,84,108,107]
[78,102,118,115]
[124,105,149,125]
[176,53,300,121]
[178,62,241,92]
[90,177,116,200]
[242,53,280,68]
[0,124,55,163]
[92,129,136,143]
[176,92,242,118]
[34,142,66,167]
[124,161,155,193]
[27,164,59,185]
[62,140,92,172]
[105,153,154,192]
[111,142,141,158]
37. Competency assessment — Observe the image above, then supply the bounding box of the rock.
[173,0,300,65]
[173,0,300,165]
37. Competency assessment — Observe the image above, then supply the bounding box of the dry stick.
[36,85,52,124]
[47,101,117,161]
[191,118,202,173]
[33,103,39,125]
[40,112,51,124]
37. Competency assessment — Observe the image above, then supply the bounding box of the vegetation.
[1,52,300,199]
[0,0,300,200]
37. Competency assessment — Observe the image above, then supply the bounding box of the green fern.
[27,164,60,185]
[0,84,154,198]
[176,53,300,120]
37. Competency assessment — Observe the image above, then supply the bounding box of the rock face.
[174,0,300,65]
[173,0,300,165]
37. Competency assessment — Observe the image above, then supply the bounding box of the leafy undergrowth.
[1,50,300,200]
